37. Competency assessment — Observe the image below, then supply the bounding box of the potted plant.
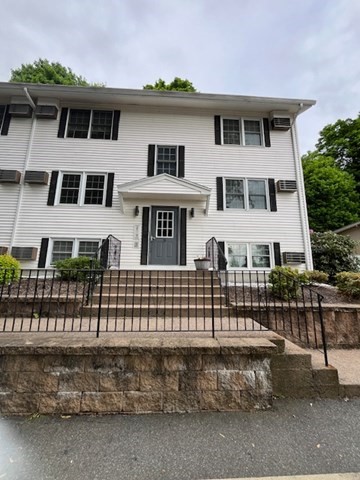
[194,256,211,271]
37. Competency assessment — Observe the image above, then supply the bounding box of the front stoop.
[271,340,340,399]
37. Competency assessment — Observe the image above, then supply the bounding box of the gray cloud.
[0,0,359,152]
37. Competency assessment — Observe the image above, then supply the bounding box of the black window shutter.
[214,115,221,145]
[105,173,114,207]
[268,178,277,212]
[274,242,282,266]
[1,105,11,136]
[47,171,59,206]
[111,110,120,140]
[147,145,156,176]
[38,238,49,268]
[263,118,271,147]
[140,207,150,265]
[180,208,187,265]
[57,108,68,138]
[178,146,185,178]
[218,241,227,270]
[216,177,224,210]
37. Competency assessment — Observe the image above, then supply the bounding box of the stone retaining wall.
[0,337,277,415]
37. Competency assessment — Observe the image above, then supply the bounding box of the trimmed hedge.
[336,272,360,298]
[0,254,21,285]
[55,256,101,281]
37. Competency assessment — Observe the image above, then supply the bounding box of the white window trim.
[55,171,108,206]
[65,109,114,140]
[224,177,269,211]
[156,144,179,176]
[221,116,264,147]
[226,242,273,270]
[46,238,101,267]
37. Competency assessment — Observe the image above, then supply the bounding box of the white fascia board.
[117,173,211,195]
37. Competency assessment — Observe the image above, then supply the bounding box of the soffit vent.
[282,252,306,264]
[11,247,38,261]
[0,170,21,183]
[24,171,49,185]
[9,104,33,118]
[35,105,58,119]
[277,180,297,192]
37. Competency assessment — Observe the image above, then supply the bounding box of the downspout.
[291,103,314,270]
[9,88,37,250]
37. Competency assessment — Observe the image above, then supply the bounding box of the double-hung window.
[227,243,271,269]
[225,178,268,210]
[66,109,114,139]
[58,172,107,206]
[222,117,263,146]
[156,145,178,176]
[50,239,100,265]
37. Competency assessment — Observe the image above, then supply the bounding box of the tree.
[143,77,197,92]
[302,152,360,231]
[311,231,359,282]
[316,114,360,191]
[9,59,103,87]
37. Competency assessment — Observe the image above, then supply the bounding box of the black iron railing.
[205,237,228,270]
[0,267,328,365]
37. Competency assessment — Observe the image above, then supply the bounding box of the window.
[50,239,100,265]
[156,211,174,238]
[0,105,5,131]
[227,243,272,269]
[156,146,177,176]
[66,109,113,139]
[222,117,263,146]
[225,178,268,210]
[58,172,107,206]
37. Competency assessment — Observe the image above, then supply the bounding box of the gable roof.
[117,174,212,214]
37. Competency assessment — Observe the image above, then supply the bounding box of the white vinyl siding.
[0,102,309,269]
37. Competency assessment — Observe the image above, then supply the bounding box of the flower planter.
[194,259,211,271]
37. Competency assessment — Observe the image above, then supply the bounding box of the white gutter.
[9,88,37,250]
[291,104,314,270]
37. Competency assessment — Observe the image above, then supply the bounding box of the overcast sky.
[0,0,359,153]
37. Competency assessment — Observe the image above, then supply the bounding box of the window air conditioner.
[0,170,21,183]
[11,247,38,261]
[282,252,306,264]
[24,171,49,185]
[35,105,58,119]
[277,180,297,192]
[9,104,33,118]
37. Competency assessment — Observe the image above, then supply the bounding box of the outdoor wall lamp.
[134,206,140,217]
[190,208,195,218]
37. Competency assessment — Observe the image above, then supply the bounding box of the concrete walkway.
[310,349,360,396]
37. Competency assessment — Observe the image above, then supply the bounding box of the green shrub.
[335,272,360,298]
[304,270,329,284]
[269,266,309,300]
[311,231,359,283]
[0,254,21,285]
[55,256,101,281]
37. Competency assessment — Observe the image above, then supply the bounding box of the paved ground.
[1,399,360,480]
[311,349,360,385]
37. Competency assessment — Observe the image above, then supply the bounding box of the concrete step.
[82,305,232,317]
[100,284,222,294]
[103,270,215,280]
[91,293,224,306]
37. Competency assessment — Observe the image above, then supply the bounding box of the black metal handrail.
[205,237,228,271]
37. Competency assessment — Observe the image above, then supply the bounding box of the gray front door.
[149,207,179,265]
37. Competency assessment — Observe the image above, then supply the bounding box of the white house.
[0,82,315,271]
